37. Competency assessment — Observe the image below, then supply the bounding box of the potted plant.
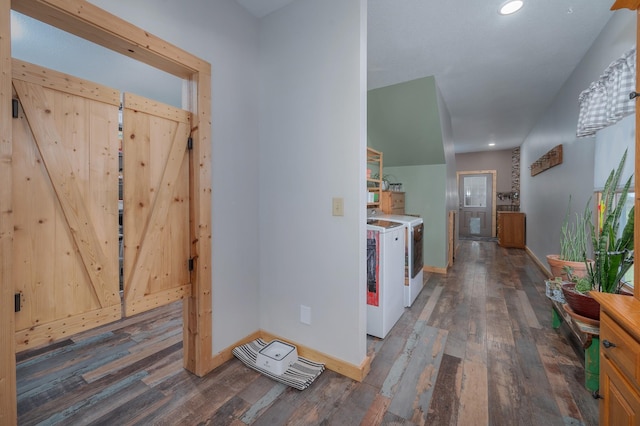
[587,149,634,294]
[547,196,593,280]
[372,173,395,191]
[561,149,634,320]
[561,270,602,320]
[545,276,566,304]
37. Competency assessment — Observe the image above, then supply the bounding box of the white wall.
[520,10,636,267]
[258,0,367,365]
[88,0,263,353]
[594,113,635,190]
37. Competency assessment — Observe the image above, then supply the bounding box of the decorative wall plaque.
[530,145,563,176]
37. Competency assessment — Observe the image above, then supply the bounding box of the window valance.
[577,48,636,138]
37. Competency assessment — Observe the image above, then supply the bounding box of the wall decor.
[530,144,563,176]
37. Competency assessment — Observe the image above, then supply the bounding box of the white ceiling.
[236,0,615,153]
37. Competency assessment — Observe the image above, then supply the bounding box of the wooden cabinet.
[591,293,640,425]
[497,212,525,248]
[381,191,405,214]
[367,147,383,208]
[600,360,640,425]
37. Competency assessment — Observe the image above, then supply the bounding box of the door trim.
[2,1,213,421]
[456,170,497,238]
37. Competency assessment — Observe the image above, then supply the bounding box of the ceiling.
[236,0,615,154]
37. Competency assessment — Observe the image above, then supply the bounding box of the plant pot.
[546,255,594,281]
[545,280,567,304]
[561,283,600,321]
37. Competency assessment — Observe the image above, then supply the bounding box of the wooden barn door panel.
[122,93,191,316]
[12,59,121,351]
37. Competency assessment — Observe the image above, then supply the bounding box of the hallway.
[425,240,598,425]
[16,240,598,425]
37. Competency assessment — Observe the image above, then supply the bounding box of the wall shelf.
[367,147,383,207]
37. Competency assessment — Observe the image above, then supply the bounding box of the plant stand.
[550,300,600,392]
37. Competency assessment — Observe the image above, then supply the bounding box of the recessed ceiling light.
[499,0,524,15]
[489,143,496,147]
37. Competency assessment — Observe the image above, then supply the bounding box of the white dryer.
[366,219,405,339]
[373,214,424,307]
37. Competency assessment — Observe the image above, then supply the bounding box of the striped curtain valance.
[577,48,636,138]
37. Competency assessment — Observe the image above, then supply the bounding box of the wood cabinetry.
[591,293,640,425]
[367,147,383,208]
[497,212,525,248]
[381,191,405,214]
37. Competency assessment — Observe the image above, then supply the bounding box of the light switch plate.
[332,197,344,216]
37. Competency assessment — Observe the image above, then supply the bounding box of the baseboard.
[525,246,552,278]
[209,330,262,371]
[209,330,371,382]
[424,265,448,275]
[260,331,371,382]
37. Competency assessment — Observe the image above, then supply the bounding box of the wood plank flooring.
[16,240,599,425]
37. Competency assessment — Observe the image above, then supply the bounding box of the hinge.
[14,293,21,313]
[187,137,193,150]
[12,99,19,118]
[188,257,194,271]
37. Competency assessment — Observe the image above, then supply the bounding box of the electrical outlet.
[300,305,311,325]
[332,197,344,216]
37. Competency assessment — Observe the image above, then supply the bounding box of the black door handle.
[603,340,617,349]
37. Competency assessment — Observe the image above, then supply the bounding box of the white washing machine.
[372,214,424,307]
[366,219,405,339]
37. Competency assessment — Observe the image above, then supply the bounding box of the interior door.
[122,93,191,316]
[12,59,121,351]
[459,173,493,238]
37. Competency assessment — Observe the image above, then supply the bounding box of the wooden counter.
[591,292,640,425]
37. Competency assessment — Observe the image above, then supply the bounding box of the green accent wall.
[368,76,445,167]
[385,164,448,268]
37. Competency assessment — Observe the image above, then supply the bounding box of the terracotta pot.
[561,283,600,321]
[546,255,594,281]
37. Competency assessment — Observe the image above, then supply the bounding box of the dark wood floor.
[16,240,599,425]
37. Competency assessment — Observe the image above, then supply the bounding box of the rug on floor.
[233,338,325,390]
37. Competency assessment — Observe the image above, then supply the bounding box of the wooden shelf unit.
[367,147,383,208]
[381,191,405,215]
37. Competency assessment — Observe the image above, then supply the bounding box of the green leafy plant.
[559,196,592,262]
[574,276,592,294]
[563,265,592,294]
[587,149,634,294]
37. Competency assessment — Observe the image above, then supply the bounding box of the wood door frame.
[456,170,497,238]
[1,1,213,421]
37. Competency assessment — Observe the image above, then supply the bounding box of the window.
[463,176,487,208]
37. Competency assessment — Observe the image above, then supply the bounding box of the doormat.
[233,338,325,390]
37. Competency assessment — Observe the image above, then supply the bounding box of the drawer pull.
[592,390,603,400]
[602,340,617,349]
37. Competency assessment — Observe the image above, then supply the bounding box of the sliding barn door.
[121,93,191,316]
[12,59,121,351]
